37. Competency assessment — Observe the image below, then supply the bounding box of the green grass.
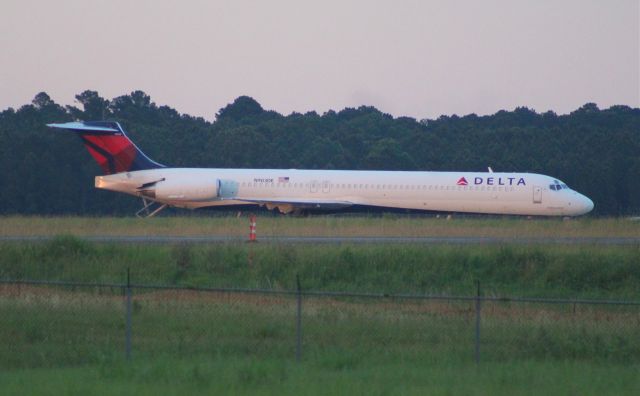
[1,217,639,394]
[2,357,639,395]
[0,286,639,394]
[1,215,639,237]
[1,236,640,298]
[1,286,638,367]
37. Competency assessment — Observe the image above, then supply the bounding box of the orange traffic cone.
[248,214,257,242]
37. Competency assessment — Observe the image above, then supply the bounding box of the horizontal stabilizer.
[47,121,164,174]
[47,122,121,133]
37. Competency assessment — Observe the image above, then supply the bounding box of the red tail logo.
[48,121,165,175]
[80,135,136,174]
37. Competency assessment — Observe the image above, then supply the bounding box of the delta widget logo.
[457,177,468,186]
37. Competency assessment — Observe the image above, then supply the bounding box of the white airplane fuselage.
[96,168,594,216]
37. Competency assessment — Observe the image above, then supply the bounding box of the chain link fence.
[1,279,639,369]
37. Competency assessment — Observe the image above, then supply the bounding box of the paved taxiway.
[1,236,639,245]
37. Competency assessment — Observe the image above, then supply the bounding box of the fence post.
[475,280,481,364]
[125,268,132,361]
[296,274,302,363]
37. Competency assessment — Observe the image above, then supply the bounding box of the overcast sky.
[1,0,638,120]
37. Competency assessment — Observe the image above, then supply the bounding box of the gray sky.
[1,0,638,120]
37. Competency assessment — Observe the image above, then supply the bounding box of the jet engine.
[139,177,220,201]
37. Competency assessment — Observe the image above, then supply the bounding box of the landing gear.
[292,208,310,217]
[135,198,167,218]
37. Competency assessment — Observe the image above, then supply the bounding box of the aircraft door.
[219,179,238,198]
[310,180,319,193]
[322,180,330,193]
[533,186,542,203]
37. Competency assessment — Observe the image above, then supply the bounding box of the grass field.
[1,215,639,237]
[1,284,639,395]
[1,236,639,298]
[3,358,638,395]
[1,216,639,394]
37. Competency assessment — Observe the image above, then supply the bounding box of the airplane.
[47,121,594,217]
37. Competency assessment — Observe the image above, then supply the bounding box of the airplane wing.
[230,197,354,213]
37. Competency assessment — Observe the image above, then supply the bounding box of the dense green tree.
[216,96,264,122]
[0,91,638,215]
[73,90,110,120]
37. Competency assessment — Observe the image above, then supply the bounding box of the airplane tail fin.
[47,121,164,175]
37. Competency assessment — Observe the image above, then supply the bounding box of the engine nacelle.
[141,177,220,201]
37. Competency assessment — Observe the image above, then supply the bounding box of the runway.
[1,235,639,245]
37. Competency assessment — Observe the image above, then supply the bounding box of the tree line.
[0,90,638,215]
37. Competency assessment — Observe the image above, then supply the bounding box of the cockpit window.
[549,180,570,191]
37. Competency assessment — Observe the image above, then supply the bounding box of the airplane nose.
[568,194,593,216]
[576,195,594,215]
[583,196,594,213]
